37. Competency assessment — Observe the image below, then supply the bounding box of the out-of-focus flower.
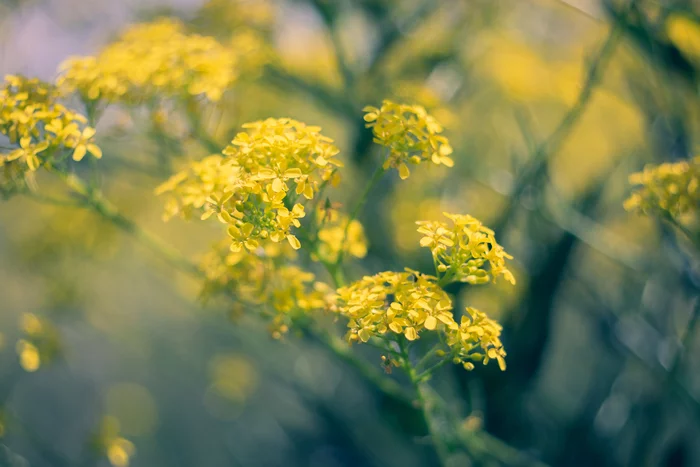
[624,157,700,221]
[363,100,453,179]
[314,208,368,264]
[157,118,342,251]
[199,240,334,338]
[15,313,62,372]
[93,416,135,467]
[58,18,249,104]
[666,14,700,62]
[417,212,515,285]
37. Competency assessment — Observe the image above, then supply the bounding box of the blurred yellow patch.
[667,14,700,62]
[16,340,40,372]
[209,353,258,402]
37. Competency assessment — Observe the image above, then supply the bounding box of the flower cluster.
[417,212,515,285]
[363,100,454,179]
[446,307,507,371]
[58,18,240,103]
[624,157,700,220]
[199,240,334,338]
[157,118,342,251]
[336,270,507,371]
[336,269,453,343]
[0,75,101,195]
[15,313,61,372]
[155,155,239,221]
[313,207,368,264]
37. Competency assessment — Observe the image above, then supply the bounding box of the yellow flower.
[625,157,700,221]
[199,240,334,337]
[314,209,368,263]
[6,137,48,171]
[336,271,508,371]
[157,118,342,251]
[363,100,453,179]
[16,339,41,372]
[666,14,700,62]
[417,212,515,285]
[58,18,248,104]
[0,75,100,195]
[70,126,102,161]
[446,307,507,371]
[336,270,456,343]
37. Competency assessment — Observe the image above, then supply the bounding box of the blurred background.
[1,0,700,466]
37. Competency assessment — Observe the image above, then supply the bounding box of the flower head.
[157,118,342,251]
[446,307,507,371]
[336,270,507,371]
[336,270,455,343]
[0,75,100,196]
[417,212,515,285]
[363,100,453,179]
[314,207,368,263]
[199,240,334,338]
[624,157,700,221]
[58,18,245,103]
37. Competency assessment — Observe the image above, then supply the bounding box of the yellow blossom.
[336,270,455,343]
[336,270,508,371]
[199,240,334,338]
[57,18,246,103]
[363,100,453,179]
[446,307,507,371]
[417,212,515,285]
[0,75,101,195]
[157,118,342,251]
[314,209,368,263]
[624,157,700,221]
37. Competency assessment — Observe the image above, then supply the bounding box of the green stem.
[415,344,442,372]
[335,164,386,267]
[416,357,452,382]
[399,340,450,466]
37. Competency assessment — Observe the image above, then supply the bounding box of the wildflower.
[70,126,102,161]
[157,118,342,251]
[446,307,506,371]
[624,157,700,221]
[417,212,515,285]
[363,100,453,179]
[155,155,242,221]
[0,75,101,195]
[199,240,334,337]
[336,270,455,343]
[314,209,368,263]
[57,18,243,104]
